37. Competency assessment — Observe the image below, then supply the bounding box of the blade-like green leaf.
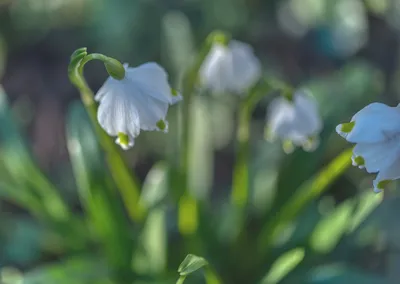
[259,148,353,250]
[21,256,111,284]
[310,199,355,254]
[133,162,168,275]
[66,101,133,279]
[0,86,70,223]
[261,247,305,284]
[178,254,208,276]
[347,191,383,233]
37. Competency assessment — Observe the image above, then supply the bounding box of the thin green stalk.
[68,50,145,222]
[176,276,187,284]
[177,32,229,235]
[231,79,290,208]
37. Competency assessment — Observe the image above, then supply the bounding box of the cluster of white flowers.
[93,33,399,193]
[336,103,400,192]
[95,38,323,154]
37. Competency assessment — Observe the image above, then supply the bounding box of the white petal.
[125,62,176,104]
[128,87,170,131]
[267,97,296,139]
[228,40,261,93]
[373,157,400,192]
[344,103,400,143]
[96,87,140,139]
[293,90,322,135]
[353,140,400,174]
[95,77,117,102]
[199,44,231,93]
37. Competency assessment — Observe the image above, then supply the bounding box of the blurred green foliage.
[0,0,399,284]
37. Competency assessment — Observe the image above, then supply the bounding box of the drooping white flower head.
[266,89,322,152]
[199,40,262,94]
[336,102,400,192]
[95,62,182,150]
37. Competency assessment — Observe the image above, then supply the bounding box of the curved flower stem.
[68,50,145,222]
[231,78,291,208]
[177,32,229,235]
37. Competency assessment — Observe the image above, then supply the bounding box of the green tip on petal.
[340,121,355,133]
[171,88,179,97]
[156,120,166,131]
[302,136,319,152]
[105,57,125,80]
[118,132,129,146]
[377,180,391,190]
[207,30,230,46]
[353,156,365,166]
[282,140,295,154]
[282,89,294,101]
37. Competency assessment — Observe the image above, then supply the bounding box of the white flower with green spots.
[95,62,181,150]
[199,40,261,94]
[336,102,400,192]
[266,89,322,152]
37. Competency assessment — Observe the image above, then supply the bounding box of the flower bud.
[104,57,125,80]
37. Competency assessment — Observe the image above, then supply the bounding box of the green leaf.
[162,11,194,76]
[66,102,133,278]
[310,199,355,254]
[259,148,353,250]
[133,162,168,275]
[0,86,71,223]
[178,254,208,276]
[261,247,305,284]
[21,256,111,284]
[347,191,383,233]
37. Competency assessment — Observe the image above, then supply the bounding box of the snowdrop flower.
[95,61,181,150]
[199,40,262,94]
[266,89,322,152]
[336,102,400,192]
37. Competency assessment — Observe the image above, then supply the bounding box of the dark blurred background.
[1,0,400,282]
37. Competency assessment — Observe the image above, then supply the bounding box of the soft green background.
[0,0,399,283]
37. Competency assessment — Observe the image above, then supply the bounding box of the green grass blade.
[66,101,134,281]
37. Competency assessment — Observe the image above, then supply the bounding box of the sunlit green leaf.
[133,162,168,275]
[178,254,208,276]
[260,148,353,250]
[310,200,354,254]
[262,247,305,284]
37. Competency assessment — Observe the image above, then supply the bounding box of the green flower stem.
[231,79,292,208]
[176,276,187,284]
[68,50,145,222]
[258,148,353,251]
[178,31,229,235]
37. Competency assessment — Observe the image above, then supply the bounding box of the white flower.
[95,62,181,150]
[336,102,400,192]
[199,40,262,94]
[266,89,322,152]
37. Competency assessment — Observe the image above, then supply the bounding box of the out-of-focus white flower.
[199,40,262,94]
[266,89,322,152]
[95,62,181,150]
[336,102,400,192]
